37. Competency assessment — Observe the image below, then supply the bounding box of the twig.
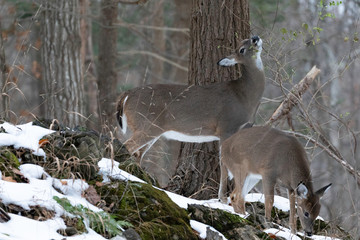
[115,21,189,34]
[284,130,360,186]
[266,65,321,125]
[118,50,188,72]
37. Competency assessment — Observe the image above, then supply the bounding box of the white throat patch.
[218,58,237,67]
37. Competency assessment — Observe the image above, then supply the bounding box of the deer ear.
[297,182,309,199]
[217,58,238,66]
[315,183,332,198]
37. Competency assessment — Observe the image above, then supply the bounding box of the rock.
[206,227,223,240]
[95,180,198,240]
[122,228,141,240]
[188,204,275,240]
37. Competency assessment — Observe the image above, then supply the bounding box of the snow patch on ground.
[0,122,55,157]
[190,220,227,240]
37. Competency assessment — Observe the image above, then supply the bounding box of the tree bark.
[41,0,85,127]
[150,0,165,83]
[170,0,191,84]
[167,0,250,199]
[97,0,118,129]
[0,21,9,120]
[79,0,99,130]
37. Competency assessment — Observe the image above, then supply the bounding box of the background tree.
[0,21,9,120]
[97,0,118,129]
[41,0,85,126]
[167,0,250,199]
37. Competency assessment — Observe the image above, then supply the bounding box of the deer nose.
[252,36,260,43]
[305,231,313,237]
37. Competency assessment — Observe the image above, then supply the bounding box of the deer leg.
[230,172,247,214]
[218,159,229,202]
[262,177,275,221]
[288,189,297,234]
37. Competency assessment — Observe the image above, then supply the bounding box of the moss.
[0,147,22,182]
[118,159,158,186]
[96,180,197,240]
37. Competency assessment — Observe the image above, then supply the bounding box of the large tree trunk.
[167,0,250,199]
[41,0,85,127]
[97,0,118,129]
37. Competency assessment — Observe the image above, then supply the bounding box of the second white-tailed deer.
[116,36,265,199]
[220,126,331,236]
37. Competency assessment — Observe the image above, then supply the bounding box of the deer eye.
[239,48,245,54]
[304,212,310,218]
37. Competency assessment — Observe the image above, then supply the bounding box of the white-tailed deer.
[116,36,265,199]
[220,126,332,236]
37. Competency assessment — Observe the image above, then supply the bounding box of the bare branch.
[118,0,148,5]
[115,21,190,35]
[266,65,360,187]
[118,50,188,72]
[284,130,360,186]
[266,65,321,125]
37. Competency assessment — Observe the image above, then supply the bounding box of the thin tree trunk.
[150,0,165,83]
[167,0,250,199]
[97,0,118,129]
[79,0,99,130]
[170,0,191,84]
[0,21,9,120]
[41,0,85,127]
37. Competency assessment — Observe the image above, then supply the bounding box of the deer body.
[220,126,331,236]
[117,36,265,199]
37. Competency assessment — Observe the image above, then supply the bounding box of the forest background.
[0,0,359,238]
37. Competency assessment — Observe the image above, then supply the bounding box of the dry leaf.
[3,176,17,183]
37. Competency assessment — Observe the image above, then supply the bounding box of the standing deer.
[116,36,265,200]
[220,126,332,236]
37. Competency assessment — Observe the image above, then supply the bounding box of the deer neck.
[231,62,265,107]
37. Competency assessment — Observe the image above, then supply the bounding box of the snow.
[98,158,145,183]
[0,122,55,158]
[190,220,226,240]
[0,214,66,240]
[19,163,48,179]
[0,122,342,240]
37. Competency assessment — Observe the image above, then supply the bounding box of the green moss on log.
[96,180,197,240]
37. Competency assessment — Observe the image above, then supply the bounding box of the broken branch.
[266,66,321,125]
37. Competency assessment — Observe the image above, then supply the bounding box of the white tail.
[220,126,331,236]
[116,36,265,198]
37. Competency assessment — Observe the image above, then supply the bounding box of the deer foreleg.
[288,189,297,234]
[262,177,275,221]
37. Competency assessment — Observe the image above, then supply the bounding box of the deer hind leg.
[218,159,229,202]
[288,189,297,234]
